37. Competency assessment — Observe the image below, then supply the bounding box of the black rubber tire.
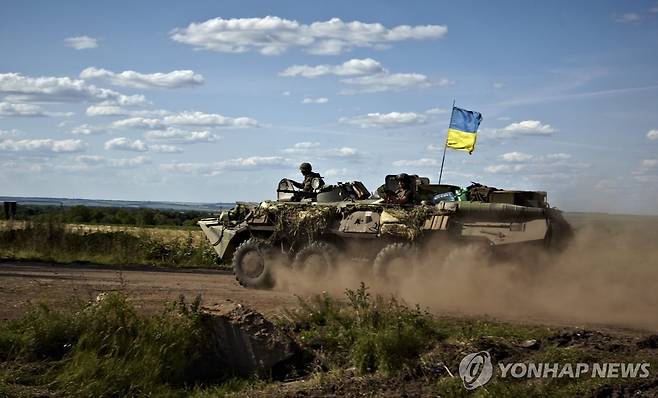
[373,242,417,281]
[292,241,337,277]
[232,238,273,289]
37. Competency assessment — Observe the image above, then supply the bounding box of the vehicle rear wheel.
[232,238,273,289]
[373,242,417,282]
[292,241,337,278]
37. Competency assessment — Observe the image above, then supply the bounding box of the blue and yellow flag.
[446,106,483,154]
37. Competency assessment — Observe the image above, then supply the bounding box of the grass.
[0,219,224,269]
[0,293,245,397]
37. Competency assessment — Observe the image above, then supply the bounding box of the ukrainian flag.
[447,106,483,154]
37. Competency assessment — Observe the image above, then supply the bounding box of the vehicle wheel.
[373,242,417,282]
[292,241,337,277]
[232,238,273,289]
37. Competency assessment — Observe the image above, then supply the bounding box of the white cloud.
[647,129,658,140]
[86,103,127,116]
[162,111,259,128]
[144,128,220,144]
[641,159,658,168]
[392,158,440,167]
[170,16,447,55]
[500,151,533,162]
[282,91,291,96]
[112,117,164,129]
[160,156,290,176]
[282,142,362,160]
[104,137,148,152]
[0,129,21,138]
[80,67,204,89]
[614,13,641,23]
[340,111,428,128]
[425,107,447,115]
[340,73,449,94]
[493,82,504,89]
[71,124,105,135]
[148,144,183,153]
[486,120,557,138]
[301,97,329,104]
[74,155,150,169]
[281,58,385,78]
[0,138,85,153]
[0,73,147,105]
[64,36,98,50]
[0,102,46,116]
[324,168,349,177]
[485,152,585,176]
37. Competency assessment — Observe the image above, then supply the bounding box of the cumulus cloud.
[641,159,658,168]
[485,152,585,177]
[647,129,658,140]
[280,58,385,78]
[493,82,504,89]
[170,16,447,55]
[301,97,329,104]
[85,103,127,116]
[282,142,362,160]
[104,137,182,153]
[392,158,440,167]
[0,138,85,153]
[71,124,105,135]
[500,151,533,162]
[340,111,428,128]
[144,128,220,144]
[486,120,557,138]
[0,102,46,117]
[112,117,164,130]
[614,13,641,23]
[0,73,147,105]
[64,36,98,50]
[111,112,260,130]
[160,156,290,176]
[74,155,150,169]
[340,73,449,94]
[104,137,148,152]
[80,67,204,89]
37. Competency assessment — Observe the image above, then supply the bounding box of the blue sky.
[1,0,657,214]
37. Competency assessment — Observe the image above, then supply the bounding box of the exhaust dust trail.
[273,215,658,330]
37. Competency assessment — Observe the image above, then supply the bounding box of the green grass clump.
[283,283,443,376]
[0,220,221,268]
[0,293,230,397]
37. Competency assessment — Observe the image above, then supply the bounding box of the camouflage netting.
[381,205,435,241]
[265,204,340,245]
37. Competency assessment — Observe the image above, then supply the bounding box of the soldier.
[291,162,324,192]
[386,173,415,205]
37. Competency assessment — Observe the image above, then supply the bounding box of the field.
[1,211,658,397]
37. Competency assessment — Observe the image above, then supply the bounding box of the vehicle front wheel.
[232,238,273,289]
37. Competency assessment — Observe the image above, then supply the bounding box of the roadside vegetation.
[2,285,657,397]
[0,218,222,268]
[8,205,214,228]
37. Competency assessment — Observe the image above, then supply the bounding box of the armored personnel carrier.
[198,175,571,288]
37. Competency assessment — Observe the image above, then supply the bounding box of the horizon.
[1,0,657,215]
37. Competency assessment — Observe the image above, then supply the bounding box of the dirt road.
[0,262,299,321]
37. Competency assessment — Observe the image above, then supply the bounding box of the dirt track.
[0,262,299,321]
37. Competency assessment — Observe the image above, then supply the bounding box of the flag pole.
[438,99,455,184]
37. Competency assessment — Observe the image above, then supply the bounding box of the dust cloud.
[273,214,658,331]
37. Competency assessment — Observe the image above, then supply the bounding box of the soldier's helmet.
[299,162,312,172]
[396,173,410,182]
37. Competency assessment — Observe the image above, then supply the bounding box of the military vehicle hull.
[199,180,571,288]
